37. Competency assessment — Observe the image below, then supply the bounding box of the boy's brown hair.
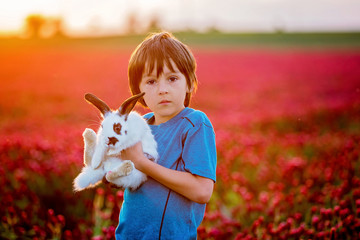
[128,32,197,107]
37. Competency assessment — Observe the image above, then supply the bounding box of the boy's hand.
[121,142,148,169]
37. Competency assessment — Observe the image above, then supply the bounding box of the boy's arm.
[121,142,214,204]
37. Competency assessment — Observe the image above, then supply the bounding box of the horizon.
[1,0,360,37]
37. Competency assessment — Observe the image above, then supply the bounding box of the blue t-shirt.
[115,107,217,240]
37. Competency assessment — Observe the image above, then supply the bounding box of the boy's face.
[139,59,191,125]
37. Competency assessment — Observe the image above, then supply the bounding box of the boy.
[116,32,217,239]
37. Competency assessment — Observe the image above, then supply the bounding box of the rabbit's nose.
[108,137,118,146]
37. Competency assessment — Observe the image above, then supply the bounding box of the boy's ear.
[187,85,194,93]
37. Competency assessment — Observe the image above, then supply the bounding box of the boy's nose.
[158,80,168,95]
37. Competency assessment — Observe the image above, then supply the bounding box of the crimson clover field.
[1,34,360,239]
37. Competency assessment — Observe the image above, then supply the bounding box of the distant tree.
[25,14,45,38]
[147,14,161,33]
[125,12,138,35]
[25,14,65,38]
[51,18,65,38]
[206,26,221,34]
[273,16,286,34]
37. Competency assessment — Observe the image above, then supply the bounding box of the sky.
[1,0,360,36]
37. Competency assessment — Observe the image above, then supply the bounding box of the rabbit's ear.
[85,93,111,116]
[119,92,145,120]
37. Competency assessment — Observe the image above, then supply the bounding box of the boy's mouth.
[159,100,171,104]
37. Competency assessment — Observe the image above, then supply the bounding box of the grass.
[1,31,360,50]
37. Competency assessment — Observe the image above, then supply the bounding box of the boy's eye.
[169,76,178,82]
[146,79,156,85]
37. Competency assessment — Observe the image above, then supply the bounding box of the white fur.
[74,111,158,192]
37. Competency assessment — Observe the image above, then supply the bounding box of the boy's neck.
[152,107,186,125]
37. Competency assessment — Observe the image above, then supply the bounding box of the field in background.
[2,32,360,49]
[1,32,360,239]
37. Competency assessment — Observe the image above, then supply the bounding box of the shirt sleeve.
[181,122,217,182]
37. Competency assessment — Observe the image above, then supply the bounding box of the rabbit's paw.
[106,171,119,181]
[120,160,134,176]
[106,161,134,181]
[83,128,97,167]
[83,128,97,143]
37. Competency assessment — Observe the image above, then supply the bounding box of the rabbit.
[73,92,158,192]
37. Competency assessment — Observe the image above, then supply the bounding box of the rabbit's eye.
[113,123,122,135]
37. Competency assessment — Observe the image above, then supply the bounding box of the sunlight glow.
[1,0,360,37]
